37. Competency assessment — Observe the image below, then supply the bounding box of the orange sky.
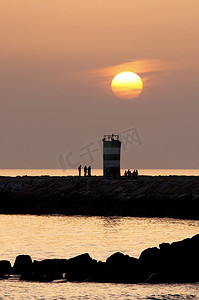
[0,0,199,169]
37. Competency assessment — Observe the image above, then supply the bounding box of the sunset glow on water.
[0,215,199,299]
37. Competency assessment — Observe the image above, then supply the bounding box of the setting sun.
[111,72,143,99]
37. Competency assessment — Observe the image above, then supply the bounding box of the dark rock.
[191,233,199,244]
[13,255,32,274]
[159,242,170,251]
[33,258,68,274]
[140,235,199,283]
[90,261,108,282]
[139,247,160,273]
[105,252,146,283]
[0,260,11,278]
[33,259,67,280]
[65,253,97,282]
[19,258,68,282]
[20,272,56,282]
[167,236,199,282]
[146,272,166,284]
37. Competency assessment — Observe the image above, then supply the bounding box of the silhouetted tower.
[102,134,121,179]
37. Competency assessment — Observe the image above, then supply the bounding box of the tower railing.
[103,134,119,141]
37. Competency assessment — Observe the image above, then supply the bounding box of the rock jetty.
[0,234,199,283]
[0,175,199,219]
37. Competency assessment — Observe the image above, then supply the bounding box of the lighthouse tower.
[102,134,121,179]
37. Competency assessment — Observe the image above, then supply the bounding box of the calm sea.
[0,215,199,300]
[0,169,199,176]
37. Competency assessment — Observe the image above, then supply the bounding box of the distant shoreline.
[0,169,199,177]
[0,175,198,220]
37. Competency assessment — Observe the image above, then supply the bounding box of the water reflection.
[101,216,123,227]
[1,280,199,300]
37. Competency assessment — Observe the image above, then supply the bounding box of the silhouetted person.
[78,165,81,177]
[124,170,127,179]
[88,166,91,177]
[127,169,131,179]
[84,166,87,177]
[135,169,138,179]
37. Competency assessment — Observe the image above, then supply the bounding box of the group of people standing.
[124,169,138,180]
[78,165,92,177]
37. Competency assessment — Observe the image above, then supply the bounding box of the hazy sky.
[1,0,199,169]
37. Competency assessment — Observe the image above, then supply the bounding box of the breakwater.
[1,234,199,283]
[0,175,199,219]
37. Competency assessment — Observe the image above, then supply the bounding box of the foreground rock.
[13,255,32,275]
[140,234,199,283]
[2,234,199,283]
[0,260,11,279]
[0,175,199,219]
[104,252,146,283]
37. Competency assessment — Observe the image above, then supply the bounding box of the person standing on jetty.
[88,166,91,177]
[127,169,131,179]
[78,165,81,176]
[84,166,87,176]
[132,169,138,180]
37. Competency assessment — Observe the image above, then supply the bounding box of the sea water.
[0,215,199,299]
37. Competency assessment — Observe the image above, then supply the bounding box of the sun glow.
[111,72,143,99]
